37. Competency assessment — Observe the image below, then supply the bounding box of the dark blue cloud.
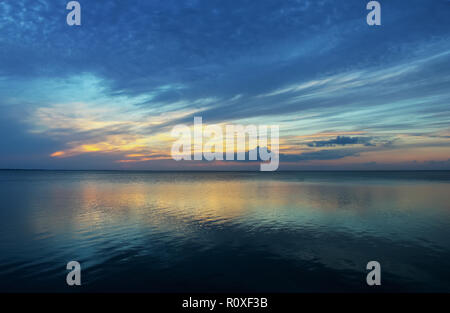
[307,136,374,147]
[2,0,449,96]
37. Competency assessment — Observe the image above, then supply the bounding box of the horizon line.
[1,169,450,173]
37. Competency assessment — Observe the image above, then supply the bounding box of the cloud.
[0,1,450,169]
[307,136,374,147]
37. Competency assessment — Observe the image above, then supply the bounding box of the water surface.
[0,170,449,292]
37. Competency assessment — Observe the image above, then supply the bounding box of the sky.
[0,0,449,170]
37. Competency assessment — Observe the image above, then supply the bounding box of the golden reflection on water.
[29,176,450,239]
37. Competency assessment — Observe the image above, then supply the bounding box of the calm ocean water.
[0,170,449,292]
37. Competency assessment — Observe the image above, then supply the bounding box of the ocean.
[0,170,449,292]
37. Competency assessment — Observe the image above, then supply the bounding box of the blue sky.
[0,0,449,170]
